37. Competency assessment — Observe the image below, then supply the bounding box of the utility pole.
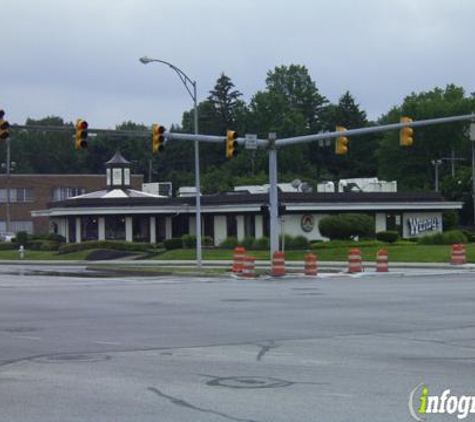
[431,159,443,192]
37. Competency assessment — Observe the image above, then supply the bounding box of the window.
[244,215,255,238]
[105,216,126,240]
[51,188,85,202]
[133,216,149,242]
[0,220,33,234]
[0,188,34,203]
[81,216,98,241]
[226,215,237,238]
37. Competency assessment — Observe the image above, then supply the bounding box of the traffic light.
[335,126,349,155]
[0,109,9,140]
[400,116,414,147]
[75,119,88,150]
[152,124,165,152]
[0,120,9,140]
[226,130,238,158]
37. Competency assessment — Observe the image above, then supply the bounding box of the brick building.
[0,173,143,234]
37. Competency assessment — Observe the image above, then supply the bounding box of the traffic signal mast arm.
[275,113,475,147]
[9,113,475,148]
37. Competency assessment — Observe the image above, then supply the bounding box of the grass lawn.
[155,243,474,263]
[0,243,472,264]
[0,249,102,261]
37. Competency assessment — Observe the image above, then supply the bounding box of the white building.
[32,152,464,245]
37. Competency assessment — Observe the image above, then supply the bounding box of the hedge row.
[417,230,468,245]
[58,240,156,254]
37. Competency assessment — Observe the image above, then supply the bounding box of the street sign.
[470,123,475,141]
[245,134,258,150]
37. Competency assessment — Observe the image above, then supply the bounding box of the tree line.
[4,64,475,224]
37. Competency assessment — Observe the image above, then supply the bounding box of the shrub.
[241,237,255,249]
[442,210,459,231]
[0,243,16,250]
[31,233,66,243]
[319,214,374,240]
[376,230,400,243]
[418,230,468,245]
[288,235,310,250]
[26,238,61,251]
[16,231,29,246]
[58,240,154,254]
[253,237,269,250]
[442,230,468,245]
[219,237,239,249]
[279,234,293,250]
[462,231,475,243]
[163,238,183,250]
[202,236,214,247]
[181,234,197,248]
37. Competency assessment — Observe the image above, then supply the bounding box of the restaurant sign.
[408,216,441,236]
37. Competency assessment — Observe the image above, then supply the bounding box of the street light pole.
[431,159,442,192]
[139,56,202,267]
[470,123,475,226]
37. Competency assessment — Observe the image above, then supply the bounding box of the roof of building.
[48,190,455,208]
[104,150,131,166]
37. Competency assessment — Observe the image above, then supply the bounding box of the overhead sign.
[245,134,258,150]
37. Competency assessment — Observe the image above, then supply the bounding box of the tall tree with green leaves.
[320,91,379,179]
[377,84,475,191]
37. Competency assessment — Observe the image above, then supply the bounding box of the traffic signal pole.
[268,133,279,255]
[276,113,475,147]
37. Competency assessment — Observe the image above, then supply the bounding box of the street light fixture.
[139,56,202,267]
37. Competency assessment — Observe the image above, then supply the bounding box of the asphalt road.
[0,269,474,421]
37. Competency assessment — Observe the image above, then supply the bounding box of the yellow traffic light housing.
[226,130,238,158]
[75,119,88,150]
[0,109,10,140]
[335,126,349,155]
[400,116,414,147]
[152,124,165,152]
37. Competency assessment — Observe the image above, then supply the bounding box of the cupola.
[105,151,132,189]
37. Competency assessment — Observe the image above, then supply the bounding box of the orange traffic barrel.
[348,248,363,273]
[376,249,389,272]
[271,251,286,277]
[232,246,246,273]
[304,253,318,276]
[451,244,466,265]
[241,255,257,278]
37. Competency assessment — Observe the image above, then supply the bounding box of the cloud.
[2,0,475,127]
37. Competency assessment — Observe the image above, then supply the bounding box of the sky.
[2,0,475,131]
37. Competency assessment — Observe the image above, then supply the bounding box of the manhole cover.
[206,376,292,389]
[33,354,111,364]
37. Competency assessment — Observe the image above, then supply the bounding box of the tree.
[207,73,243,133]
[247,65,328,179]
[377,84,475,191]
[320,91,379,179]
